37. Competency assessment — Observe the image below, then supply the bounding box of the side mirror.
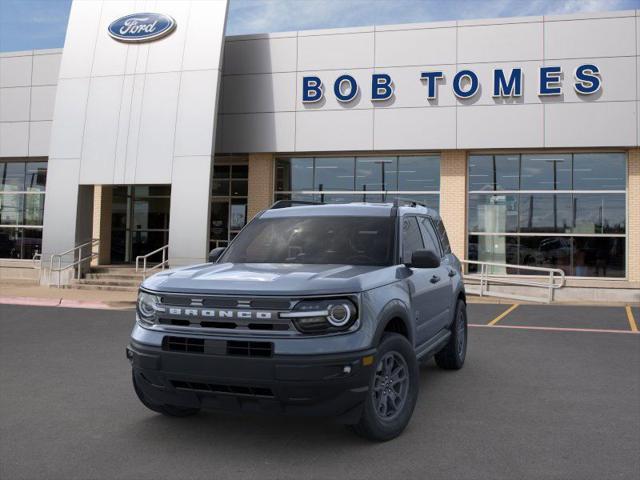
[208,247,226,263]
[408,249,440,269]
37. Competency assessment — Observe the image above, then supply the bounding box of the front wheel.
[349,333,419,442]
[434,299,467,370]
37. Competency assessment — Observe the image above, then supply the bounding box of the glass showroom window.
[0,160,47,259]
[210,163,248,249]
[468,153,626,277]
[275,155,440,210]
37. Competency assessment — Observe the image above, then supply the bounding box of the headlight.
[137,291,161,326]
[282,298,358,334]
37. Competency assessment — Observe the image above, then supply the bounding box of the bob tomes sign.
[108,13,176,43]
[302,64,601,103]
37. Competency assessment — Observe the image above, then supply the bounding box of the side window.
[402,217,424,264]
[418,217,441,257]
[436,218,451,254]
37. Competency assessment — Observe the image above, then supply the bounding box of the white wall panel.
[0,122,29,157]
[134,72,180,183]
[298,32,374,71]
[374,107,456,150]
[0,56,32,87]
[28,121,52,156]
[295,110,373,151]
[375,27,456,67]
[223,72,296,114]
[545,17,636,59]
[458,22,543,62]
[91,1,130,77]
[175,69,220,156]
[221,112,295,152]
[80,76,123,183]
[123,74,145,184]
[545,102,637,147]
[223,37,297,75]
[58,0,101,79]
[145,1,190,74]
[296,69,373,111]
[0,87,30,121]
[182,0,228,71]
[30,86,57,121]
[32,53,62,85]
[48,78,90,158]
[458,104,544,149]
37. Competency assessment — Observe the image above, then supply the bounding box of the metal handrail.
[135,244,169,278]
[49,239,100,288]
[461,259,566,303]
[32,252,42,269]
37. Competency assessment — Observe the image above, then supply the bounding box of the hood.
[141,262,399,296]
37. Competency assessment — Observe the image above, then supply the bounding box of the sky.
[0,0,639,52]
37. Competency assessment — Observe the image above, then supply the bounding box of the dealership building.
[0,0,638,300]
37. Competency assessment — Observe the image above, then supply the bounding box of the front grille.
[162,336,204,353]
[171,380,274,398]
[227,340,273,357]
[162,336,273,357]
[158,318,291,332]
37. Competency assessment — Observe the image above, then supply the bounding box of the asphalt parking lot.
[0,303,638,480]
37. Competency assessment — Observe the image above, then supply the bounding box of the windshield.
[220,216,396,266]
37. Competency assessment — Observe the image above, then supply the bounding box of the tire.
[132,371,200,417]
[434,299,467,370]
[349,333,419,442]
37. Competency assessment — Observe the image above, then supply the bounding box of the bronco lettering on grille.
[167,308,274,320]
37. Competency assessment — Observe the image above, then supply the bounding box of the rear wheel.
[132,372,200,417]
[349,333,419,441]
[434,299,467,370]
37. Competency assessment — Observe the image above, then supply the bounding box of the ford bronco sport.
[127,200,467,441]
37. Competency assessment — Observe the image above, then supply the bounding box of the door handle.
[430,275,440,284]
[448,269,457,277]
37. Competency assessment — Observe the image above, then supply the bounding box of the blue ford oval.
[108,13,176,43]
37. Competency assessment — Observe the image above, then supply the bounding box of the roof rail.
[392,197,429,208]
[269,199,324,209]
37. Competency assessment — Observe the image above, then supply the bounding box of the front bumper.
[128,339,376,422]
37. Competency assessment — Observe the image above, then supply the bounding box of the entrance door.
[110,186,171,263]
[210,164,248,250]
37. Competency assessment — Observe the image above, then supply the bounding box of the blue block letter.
[334,74,358,102]
[302,76,323,103]
[420,71,444,99]
[371,73,394,101]
[574,64,601,95]
[493,68,523,97]
[539,66,562,96]
[453,70,479,99]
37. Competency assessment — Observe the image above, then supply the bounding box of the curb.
[0,296,135,310]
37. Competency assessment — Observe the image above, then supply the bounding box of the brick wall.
[628,148,639,283]
[91,185,112,265]
[247,153,275,220]
[439,150,467,259]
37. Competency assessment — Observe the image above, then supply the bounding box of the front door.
[210,164,248,250]
[110,186,171,263]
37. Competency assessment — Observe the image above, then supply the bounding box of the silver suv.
[127,200,467,441]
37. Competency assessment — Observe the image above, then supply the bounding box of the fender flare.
[372,299,414,347]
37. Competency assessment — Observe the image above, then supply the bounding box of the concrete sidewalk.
[0,281,136,309]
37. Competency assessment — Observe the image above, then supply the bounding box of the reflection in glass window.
[468,194,518,233]
[402,217,424,264]
[574,194,625,234]
[398,156,440,192]
[467,153,626,278]
[315,157,355,191]
[519,194,572,233]
[0,162,26,192]
[468,155,519,191]
[573,153,625,190]
[520,154,571,190]
[25,162,47,192]
[356,157,397,191]
[0,194,24,225]
[275,158,313,192]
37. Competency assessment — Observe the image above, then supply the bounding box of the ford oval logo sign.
[108,13,176,43]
